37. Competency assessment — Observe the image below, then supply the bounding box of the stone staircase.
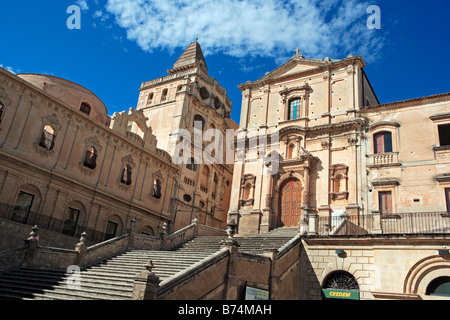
[173,227,298,254]
[0,228,298,300]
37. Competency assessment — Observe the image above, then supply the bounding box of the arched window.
[177,85,183,92]
[147,92,154,105]
[80,102,91,116]
[201,166,210,189]
[186,157,197,172]
[84,147,97,169]
[152,179,162,199]
[121,164,132,185]
[193,114,205,131]
[374,132,393,154]
[62,207,81,237]
[39,125,55,150]
[426,277,450,297]
[322,271,360,300]
[288,99,301,120]
[214,97,222,109]
[161,88,168,102]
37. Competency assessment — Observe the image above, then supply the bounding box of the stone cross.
[295,48,301,55]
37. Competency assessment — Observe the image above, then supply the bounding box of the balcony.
[367,152,400,167]
[314,212,450,236]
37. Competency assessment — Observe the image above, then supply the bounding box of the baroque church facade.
[228,50,450,236]
[0,42,449,300]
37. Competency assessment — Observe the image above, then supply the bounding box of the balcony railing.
[0,202,107,243]
[368,152,399,166]
[316,212,450,236]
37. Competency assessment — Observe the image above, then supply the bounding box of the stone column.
[371,210,382,234]
[307,213,319,236]
[132,260,161,300]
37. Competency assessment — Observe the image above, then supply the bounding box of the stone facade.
[135,42,238,232]
[228,51,450,236]
[0,67,178,247]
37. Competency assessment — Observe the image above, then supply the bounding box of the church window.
[121,164,132,185]
[161,89,168,102]
[186,157,197,172]
[214,97,222,109]
[438,124,450,146]
[11,191,34,224]
[39,125,55,150]
[374,132,393,154]
[147,92,154,105]
[105,221,118,240]
[199,87,209,100]
[201,166,210,192]
[193,114,205,131]
[83,147,97,169]
[62,207,80,237]
[80,102,91,116]
[152,179,162,199]
[288,99,301,120]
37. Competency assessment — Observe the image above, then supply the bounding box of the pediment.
[261,58,329,81]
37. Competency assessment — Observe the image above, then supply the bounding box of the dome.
[17,74,110,125]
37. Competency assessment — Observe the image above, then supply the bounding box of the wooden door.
[378,191,392,214]
[279,179,303,227]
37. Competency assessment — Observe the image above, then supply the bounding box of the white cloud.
[0,64,18,74]
[105,0,384,61]
[77,0,89,11]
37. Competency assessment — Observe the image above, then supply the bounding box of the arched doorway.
[278,178,303,227]
[322,271,360,300]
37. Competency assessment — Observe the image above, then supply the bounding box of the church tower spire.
[168,41,208,74]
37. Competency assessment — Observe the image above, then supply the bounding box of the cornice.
[360,92,450,113]
[238,56,365,91]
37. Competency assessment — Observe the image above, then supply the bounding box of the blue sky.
[0,0,448,124]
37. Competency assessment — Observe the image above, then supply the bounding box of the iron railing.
[317,212,450,236]
[0,202,107,243]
